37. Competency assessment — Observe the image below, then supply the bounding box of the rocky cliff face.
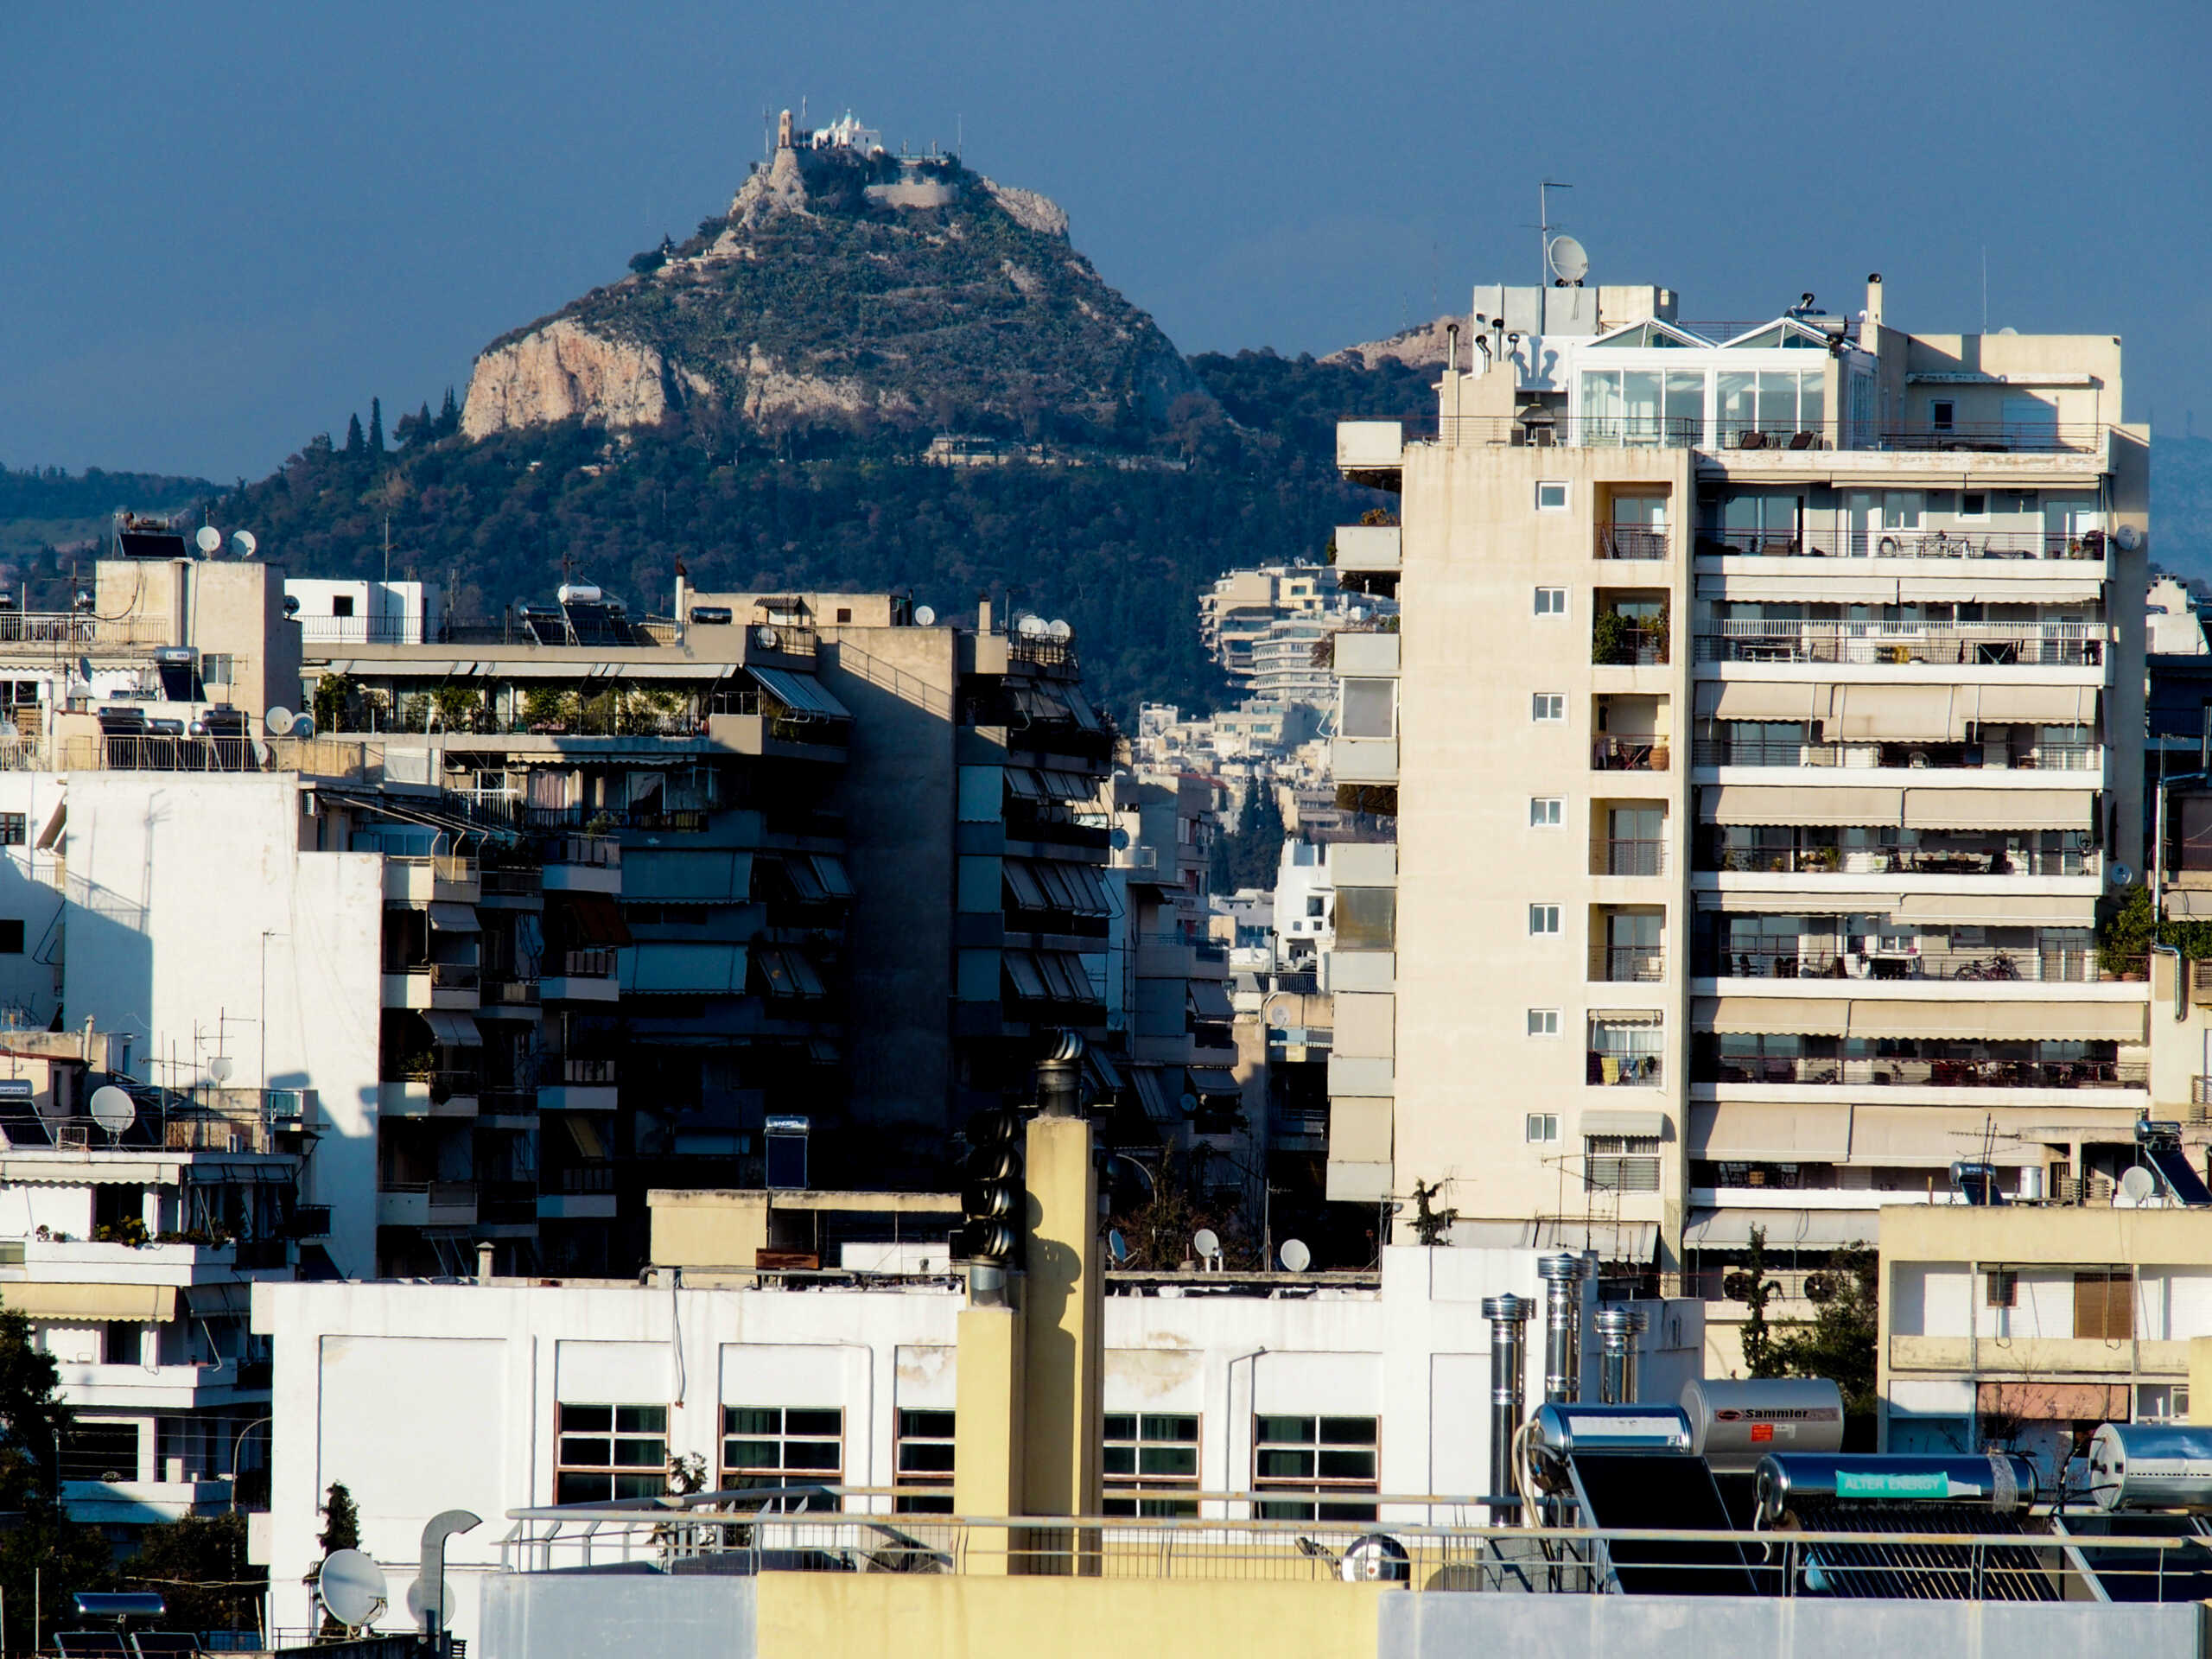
[461,144,1198,444]
[1321,315,1467,372]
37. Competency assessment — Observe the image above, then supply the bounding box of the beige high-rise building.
[1326,274,2151,1298]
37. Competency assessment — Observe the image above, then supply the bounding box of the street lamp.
[230,1415,271,1515]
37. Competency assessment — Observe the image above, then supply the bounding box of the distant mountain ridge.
[461,135,1200,445]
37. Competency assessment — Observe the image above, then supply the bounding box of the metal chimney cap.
[1537,1251,1586,1282]
[1593,1308,1640,1337]
[1481,1294,1532,1320]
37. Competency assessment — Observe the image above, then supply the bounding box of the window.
[1526,1113,1560,1143]
[721,1406,842,1511]
[0,814,23,847]
[1532,693,1566,723]
[1534,587,1568,616]
[2075,1272,2133,1342]
[1103,1413,1199,1516]
[1254,1415,1378,1521]
[332,594,355,618]
[1339,678,1396,740]
[1535,481,1569,512]
[0,683,37,708]
[59,1420,141,1484]
[1930,399,1955,431]
[1960,492,1988,521]
[895,1408,956,1512]
[1305,895,1326,918]
[1529,905,1561,936]
[554,1402,668,1503]
[1986,1269,2018,1308]
[1585,1135,1661,1192]
[1526,1008,1560,1037]
[200,653,237,687]
[0,921,24,955]
[835,607,853,624]
[1529,798,1563,828]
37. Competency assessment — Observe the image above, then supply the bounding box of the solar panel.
[1784,1502,2056,1600]
[131,1636,203,1657]
[1568,1452,1763,1596]
[55,1636,131,1657]
[2144,1145,2212,1206]
[561,602,628,647]
[2053,1512,2212,1603]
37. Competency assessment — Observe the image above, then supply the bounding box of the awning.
[1683,1210,1873,1249]
[1449,1219,1657,1262]
[1039,768,1100,802]
[621,849,751,902]
[1827,684,1963,742]
[1891,893,2099,925]
[0,1283,175,1322]
[1582,1109,1668,1138]
[1901,788,2094,832]
[810,855,853,899]
[420,1010,482,1047]
[1688,1102,1852,1161]
[747,666,852,721]
[619,943,747,995]
[1843,997,2145,1042]
[0,1156,182,1185]
[1127,1065,1177,1124]
[1698,682,1827,722]
[1703,786,1901,826]
[1706,890,1905,916]
[1848,1105,2050,1167]
[1186,1067,1243,1098]
[1962,683,2097,726]
[1188,980,1235,1022]
[1063,688,1104,733]
[427,902,480,933]
[755,946,826,999]
[548,891,632,946]
[1697,995,1852,1035]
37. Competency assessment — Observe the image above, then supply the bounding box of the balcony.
[1332,737,1398,785]
[540,1058,619,1113]
[378,1073,480,1117]
[1694,619,2102,667]
[384,855,480,904]
[1707,840,2095,879]
[1701,939,2107,983]
[1595,525,1670,562]
[1698,524,2109,563]
[1591,838,1669,877]
[1592,613,1669,667]
[539,836,622,894]
[479,975,542,1014]
[1591,737,1669,772]
[1591,945,1667,984]
[1335,421,1404,484]
[1587,1049,1663,1088]
[1875,423,2110,456]
[1333,524,1402,576]
[377,1181,479,1226]
[540,1161,619,1220]
[1693,735,2100,772]
[381,963,480,1010]
[1699,1053,2146,1090]
[543,947,620,1003]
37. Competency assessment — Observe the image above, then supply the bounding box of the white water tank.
[1680,1377,1846,1472]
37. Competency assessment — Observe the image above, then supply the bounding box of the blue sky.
[2,0,2205,480]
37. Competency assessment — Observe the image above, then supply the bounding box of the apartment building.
[1329,274,2151,1282]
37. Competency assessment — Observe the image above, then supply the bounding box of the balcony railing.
[1694,620,2102,667]
[1594,525,1670,561]
[1692,737,2100,772]
[561,1057,619,1085]
[1710,845,2094,877]
[1701,1055,2146,1089]
[557,948,619,979]
[1697,526,2108,562]
[394,963,480,989]
[481,976,541,1007]
[1591,738,1669,772]
[1592,946,1666,983]
[1436,415,1707,449]
[1876,423,2108,454]
[1592,838,1668,876]
[1592,621,1669,666]
[1587,1050,1663,1087]
[1702,943,2105,982]
[559,1161,617,1194]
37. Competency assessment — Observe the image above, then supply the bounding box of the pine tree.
[344,413,365,454]
[437,386,460,436]
[367,397,385,454]
[316,1481,360,1555]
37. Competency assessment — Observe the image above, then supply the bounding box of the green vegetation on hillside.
[0,463,211,563]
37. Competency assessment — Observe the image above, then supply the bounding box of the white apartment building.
[251,1237,1700,1650]
[1327,273,2151,1287]
[1200,564,1391,711]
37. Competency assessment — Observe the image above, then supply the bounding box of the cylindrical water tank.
[556,582,602,604]
[1755,1453,2036,1525]
[2087,1422,2212,1512]
[1532,1402,1694,1457]
[2018,1166,2046,1203]
[1679,1377,1847,1472]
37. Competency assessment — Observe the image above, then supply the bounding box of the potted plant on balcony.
[1592,611,1631,666]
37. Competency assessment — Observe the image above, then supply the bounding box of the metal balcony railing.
[1592,946,1666,983]
[561,1057,619,1085]
[1592,622,1669,666]
[560,1161,617,1194]
[1587,1050,1663,1087]
[1694,619,2102,667]
[1592,838,1668,876]
[1710,845,2094,877]
[482,976,541,1007]
[1591,738,1668,772]
[1692,737,2100,772]
[1697,525,2109,562]
[1877,423,2109,454]
[1700,1055,2146,1090]
[1703,942,2104,982]
[1593,525,1669,561]
[556,948,619,979]
[393,963,480,989]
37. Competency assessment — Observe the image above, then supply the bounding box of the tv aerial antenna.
[1537,181,1573,289]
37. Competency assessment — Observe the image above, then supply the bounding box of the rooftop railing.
[1877,423,2110,454]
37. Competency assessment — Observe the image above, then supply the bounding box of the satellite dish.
[2115,524,2143,552]
[1192,1227,1221,1262]
[1279,1238,1312,1273]
[754,626,780,649]
[1018,613,1048,639]
[1179,1091,1200,1118]
[1546,234,1590,285]
[2119,1166,2158,1207]
[194,526,222,556]
[317,1550,388,1630]
[89,1084,136,1136]
[207,1056,234,1084]
[232,531,257,558]
[291,714,317,740]
[2110,864,2136,888]
[404,1576,454,1631]
[283,594,301,616]
[1046,619,1071,642]
[912,605,937,627]
[264,706,295,736]
[1107,1229,1128,1267]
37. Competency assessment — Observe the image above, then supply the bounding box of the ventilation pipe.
[1538,1252,1586,1405]
[1482,1293,1531,1519]
[1036,1030,1083,1117]
[1595,1306,1649,1404]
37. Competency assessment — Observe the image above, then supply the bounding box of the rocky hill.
[462,138,1200,445]
[1321,315,1465,372]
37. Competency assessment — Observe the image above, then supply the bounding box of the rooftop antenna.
[1539,181,1573,290]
